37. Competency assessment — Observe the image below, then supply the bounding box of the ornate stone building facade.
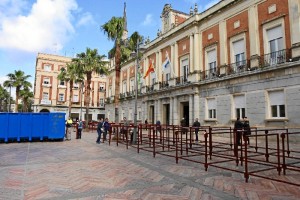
[33,53,107,120]
[106,0,300,129]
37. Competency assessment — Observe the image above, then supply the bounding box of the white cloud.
[76,12,95,27]
[204,0,221,10]
[142,14,154,26]
[0,0,78,53]
[0,76,8,85]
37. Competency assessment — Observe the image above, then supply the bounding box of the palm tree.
[0,84,9,111]
[101,17,125,116]
[73,48,107,124]
[19,86,33,112]
[57,62,83,118]
[3,70,31,112]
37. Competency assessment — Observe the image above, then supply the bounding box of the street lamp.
[80,82,84,120]
[130,38,146,144]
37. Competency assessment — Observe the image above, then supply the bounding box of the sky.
[0,0,221,97]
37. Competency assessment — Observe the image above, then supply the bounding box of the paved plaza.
[0,130,299,200]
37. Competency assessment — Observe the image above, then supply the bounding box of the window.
[166,73,170,81]
[42,92,49,100]
[73,83,79,89]
[130,79,135,91]
[181,59,189,82]
[207,98,216,119]
[206,49,217,78]
[269,90,285,118]
[59,80,65,86]
[266,25,285,65]
[150,71,156,85]
[44,65,51,71]
[43,77,50,85]
[73,95,79,102]
[99,98,104,106]
[58,94,64,102]
[99,84,105,91]
[232,39,246,70]
[122,81,127,93]
[234,95,245,119]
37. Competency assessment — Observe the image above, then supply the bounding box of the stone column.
[173,96,178,125]
[189,94,194,125]
[194,90,200,120]
[157,98,162,122]
[170,97,173,124]
[174,42,178,76]
[289,0,300,59]
[194,32,200,71]
[248,4,261,68]
[190,34,194,72]
[219,20,227,65]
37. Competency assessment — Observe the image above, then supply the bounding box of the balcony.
[40,99,51,105]
[262,49,287,67]
[146,85,154,92]
[201,68,219,80]
[175,76,189,85]
[42,83,51,88]
[159,81,169,89]
[99,88,106,92]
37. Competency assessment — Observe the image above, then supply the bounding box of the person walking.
[96,118,103,144]
[77,119,83,139]
[243,116,251,144]
[234,117,244,145]
[103,118,111,142]
[180,117,187,134]
[192,118,201,143]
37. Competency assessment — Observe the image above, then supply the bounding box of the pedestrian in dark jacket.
[192,118,201,142]
[103,118,111,141]
[234,117,243,145]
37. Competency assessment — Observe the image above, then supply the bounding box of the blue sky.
[0,0,221,91]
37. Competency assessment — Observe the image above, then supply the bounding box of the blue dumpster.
[0,112,65,143]
[0,113,9,142]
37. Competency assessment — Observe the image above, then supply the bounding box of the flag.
[162,52,172,73]
[143,61,155,79]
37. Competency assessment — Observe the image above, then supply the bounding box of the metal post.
[133,39,139,144]
[80,82,84,120]
[8,85,11,112]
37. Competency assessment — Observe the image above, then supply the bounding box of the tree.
[3,70,31,112]
[101,17,125,121]
[57,62,84,118]
[73,48,107,124]
[19,86,33,112]
[0,84,10,112]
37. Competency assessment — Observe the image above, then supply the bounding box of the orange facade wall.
[258,0,291,55]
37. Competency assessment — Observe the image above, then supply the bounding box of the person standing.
[145,119,148,130]
[96,118,103,144]
[192,118,201,142]
[77,119,83,139]
[103,118,111,141]
[180,117,187,134]
[65,117,73,140]
[234,117,244,145]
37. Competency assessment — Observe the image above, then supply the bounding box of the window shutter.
[269,91,284,105]
[234,95,245,108]
[267,25,283,41]
[233,39,245,55]
[207,49,217,63]
[207,98,216,109]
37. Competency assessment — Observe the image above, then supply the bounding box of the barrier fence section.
[104,123,299,187]
[0,112,65,142]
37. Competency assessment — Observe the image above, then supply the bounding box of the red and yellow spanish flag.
[143,61,155,79]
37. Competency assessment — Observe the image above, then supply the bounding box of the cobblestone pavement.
[0,130,299,200]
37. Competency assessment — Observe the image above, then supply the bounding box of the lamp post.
[80,82,84,120]
[131,38,145,144]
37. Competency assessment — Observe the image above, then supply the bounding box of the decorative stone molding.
[291,42,300,61]
[250,54,260,69]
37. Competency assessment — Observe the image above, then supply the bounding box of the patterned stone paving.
[0,131,299,200]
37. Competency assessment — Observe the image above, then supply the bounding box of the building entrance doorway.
[150,106,155,124]
[181,102,189,126]
[163,104,170,125]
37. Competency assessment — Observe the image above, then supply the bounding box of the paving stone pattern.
[0,131,299,200]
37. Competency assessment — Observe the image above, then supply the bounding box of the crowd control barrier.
[0,112,66,142]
